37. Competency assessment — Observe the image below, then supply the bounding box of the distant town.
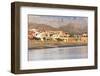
[28,28,88,49]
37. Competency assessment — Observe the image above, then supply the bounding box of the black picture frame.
[11,2,98,74]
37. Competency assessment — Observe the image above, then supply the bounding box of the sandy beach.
[28,40,87,49]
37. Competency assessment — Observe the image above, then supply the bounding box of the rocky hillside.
[28,22,87,34]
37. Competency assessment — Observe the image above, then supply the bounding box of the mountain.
[28,22,87,34]
[59,22,87,34]
[28,23,61,31]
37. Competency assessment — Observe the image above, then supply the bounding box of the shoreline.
[28,43,87,50]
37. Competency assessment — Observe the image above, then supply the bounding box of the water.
[28,46,88,61]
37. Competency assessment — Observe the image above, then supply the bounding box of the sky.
[28,14,88,28]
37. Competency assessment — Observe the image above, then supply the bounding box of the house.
[28,29,39,40]
[81,33,88,43]
[82,33,88,37]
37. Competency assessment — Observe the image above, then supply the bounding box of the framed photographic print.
[11,2,98,74]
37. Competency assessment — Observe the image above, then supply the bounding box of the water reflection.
[28,46,88,61]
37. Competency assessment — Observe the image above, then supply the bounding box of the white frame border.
[20,6,95,70]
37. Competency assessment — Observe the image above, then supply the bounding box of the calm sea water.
[28,46,88,61]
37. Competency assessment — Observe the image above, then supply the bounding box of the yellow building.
[81,33,88,43]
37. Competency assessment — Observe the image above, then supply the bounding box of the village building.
[28,29,39,39]
[28,28,88,44]
[81,33,88,43]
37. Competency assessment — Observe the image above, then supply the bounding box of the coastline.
[28,43,87,50]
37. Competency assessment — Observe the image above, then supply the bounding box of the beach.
[28,39,87,49]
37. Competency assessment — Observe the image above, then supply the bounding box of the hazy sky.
[28,15,88,28]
